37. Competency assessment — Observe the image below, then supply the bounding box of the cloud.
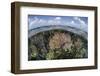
[29,16,62,29]
[29,17,48,29]
[74,17,78,20]
[79,19,86,25]
[73,17,87,31]
[55,17,61,20]
[28,16,87,32]
[48,20,53,24]
[47,20,61,25]
[54,17,61,25]
[38,19,46,24]
[29,17,39,27]
[71,20,75,24]
[73,17,86,25]
[47,17,62,25]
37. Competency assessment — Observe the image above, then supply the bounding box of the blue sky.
[28,15,88,32]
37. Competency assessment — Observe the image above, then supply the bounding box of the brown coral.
[49,32,72,50]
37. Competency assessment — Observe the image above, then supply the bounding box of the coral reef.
[28,29,88,60]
